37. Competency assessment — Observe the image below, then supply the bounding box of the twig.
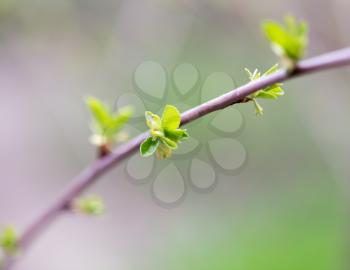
[3,47,350,269]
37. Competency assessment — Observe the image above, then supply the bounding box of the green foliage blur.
[263,15,308,63]
[86,96,133,147]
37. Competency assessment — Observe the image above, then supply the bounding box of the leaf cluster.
[140,105,188,159]
[262,15,308,62]
[245,64,285,115]
[86,96,132,146]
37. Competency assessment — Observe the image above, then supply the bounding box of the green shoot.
[86,96,133,153]
[262,15,308,67]
[245,64,285,115]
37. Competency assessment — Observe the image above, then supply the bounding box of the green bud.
[0,226,18,254]
[75,195,105,216]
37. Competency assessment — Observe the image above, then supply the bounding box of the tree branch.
[3,47,350,269]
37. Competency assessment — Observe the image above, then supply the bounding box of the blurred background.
[1,0,350,269]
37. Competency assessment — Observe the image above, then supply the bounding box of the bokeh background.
[1,0,350,269]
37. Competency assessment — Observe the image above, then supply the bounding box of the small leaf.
[252,99,264,116]
[145,111,161,131]
[160,137,177,149]
[150,130,164,138]
[86,96,112,132]
[264,63,279,75]
[244,68,253,79]
[140,137,160,157]
[262,15,308,61]
[104,106,133,137]
[244,68,260,81]
[255,86,284,99]
[161,105,181,131]
[164,129,189,142]
[75,195,105,215]
[86,96,133,148]
[0,226,18,254]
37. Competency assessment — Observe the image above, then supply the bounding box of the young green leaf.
[104,106,133,137]
[86,96,133,148]
[86,96,111,133]
[161,105,181,131]
[262,15,308,64]
[245,64,285,116]
[140,105,188,159]
[145,111,162,134]
[164,129,189,142]
[252,99,264,116]
[140,137,160,157]
[0,226,18,254]
[160,137,177,149]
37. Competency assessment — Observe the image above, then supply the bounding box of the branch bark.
[3,47,350,269]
